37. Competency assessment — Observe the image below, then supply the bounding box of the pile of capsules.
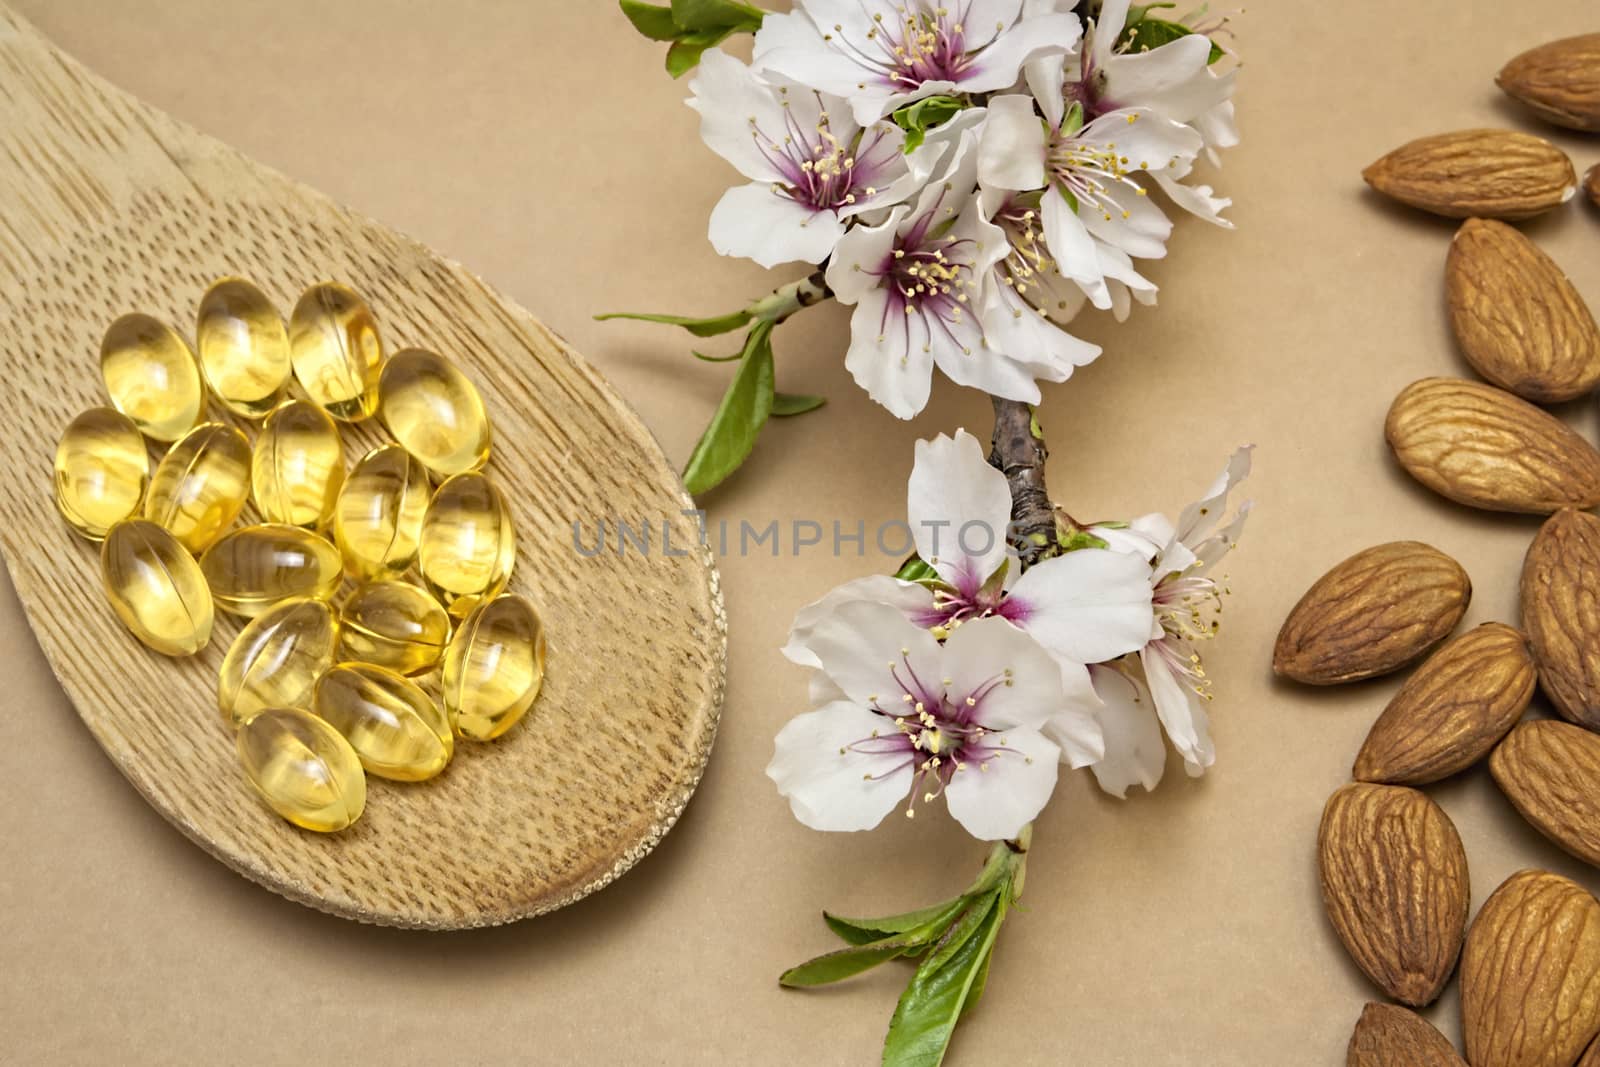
[52,278,547,833]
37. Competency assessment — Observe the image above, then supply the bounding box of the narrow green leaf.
[681,322,775,495]
[594,307,752,338]
[824,897,967,947]
[671,0,765,32]
[780,938,915,988]
[960,940,995,1019]
[665,28,731,77]
[892,555,939,585]
[619,0,680,40]
[882,896,1004,1067]
[772,392,826,417]
[920,893,996,975]
[691,349,743,363]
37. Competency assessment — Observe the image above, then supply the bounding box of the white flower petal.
[783,574,938,668]
[978,95,1049,193]
[826,207,902,305]
[1024,49,1068,129]
[1177,444,1253,546]
[1042,659,1106,767]
[805,600,943,708]
[979,273,1101,384]
[908,430,1013,590]
[940,616,1067,732]
[754,11,888,102]
[960,0,1027,49]
[1101,34,1218,122]
[1195,98,1240,158]
[959,12,1082,94]
[1152,171,1233,226]
[842,290,935,419]
[709,182,845,268]
[1092,0,1132,65]
[767,701,914,831]
[1041,188,1111,308]
[687,49,791,182]
[944,726,1060,839]
[1141,643,1215,770]
[1079,178,1174,260]
[1006,548,1155,663]
[1084,664,1167,797]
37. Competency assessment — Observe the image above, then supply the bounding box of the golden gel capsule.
[196,277,292,418]
[218,598,338,727]
[54,407,149,540]
[339,580,451,675]
[288,282,384,422]
[378,348,492,478]
[236,707,365,832]
[200,524,342,617]
[419,472,515,618]
[441,594,545,741]
[333,444,430,579]
[100,313,205,442]
[144,422,252,553]
[314,663,453,781]
[100,519,215,656]
[252,400,344,528]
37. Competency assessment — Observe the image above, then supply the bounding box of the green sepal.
[824,897,968,947]
[772,392,826,417]
[1061,101,1085,136]
[881,894,1005,1067]
[1053,180,1079,215]
[1208,40,1226,63]
[1059,528,1109,552]
[891,95,966,153]
[594,307,753,338]
[681,321,775,495]
[892,555,940,585]
[666,28,733,77]
[619,0,679,40]
[779,937,918,988]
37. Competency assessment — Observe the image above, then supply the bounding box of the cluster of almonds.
[1277,33,1600,1067]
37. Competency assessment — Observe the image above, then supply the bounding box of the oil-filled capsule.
[333,444,430,580]
[100,519,215,656]
[54,407,149,540]
[378,348,491,478]
[200,524,342,617]
[440,593,545,741]
[418,472,515,618]
[218,598,338,727]
[195,277,291,418]
[314,663,453,781]
[100,313,205,442]
[236,706,366,832]
[143,422,252,553]
[338,580,450,675]
[252,399,343,529]
[288,283,383,422]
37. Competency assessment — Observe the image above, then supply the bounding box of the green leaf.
[619,0,680,40]
[882,895,1005,1067]
[772,392,826,417]
[892,555,940,585]
[681,322,775,495]
[891,95,966,153]
[691,349,743,363]
[920,893,997,974]
[1208,40,1226,63]
[665,28,731,77]
[960,940,994,1020]
[1059,528,1109,552]
[594,307,752,338]
[671,0,764,32]
[824,897,967,947]
[779,937,916,988]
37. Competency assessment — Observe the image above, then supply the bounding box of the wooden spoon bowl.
[0,6,725,928]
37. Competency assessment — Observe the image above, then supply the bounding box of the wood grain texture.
[0,6,725,928]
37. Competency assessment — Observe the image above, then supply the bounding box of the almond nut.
[1522,509,1600,729]
[1587,164,1599,209]
[1318,783,1469,1007]
[1490,720,1600,868]
[1497,34,1600,132]
[1362,129,1577,220]
[1447,218,1600,403]
[1354,622,1534,785]
[1347,1003,1466,1067]
[1275,541,1470,684]
[1385,378,1600,514]
[1461,869,1600,1067]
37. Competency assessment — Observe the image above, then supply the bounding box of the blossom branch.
[989,396,1064,570]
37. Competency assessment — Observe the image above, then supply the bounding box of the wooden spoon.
[0,5,725,928]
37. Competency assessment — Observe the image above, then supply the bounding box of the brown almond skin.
[1318,783,1469,1007]
[1386,378,1600,514]
[1491,720,1600,868]
[1447,219,1600,403]
[1461,869,1600,1067]
[1587,164,1600,209]
[1275,541,1470,684]
[1362,129,1577,220]
[1582,1033,1600,1067]
[1347,1003,1466,1067]
[1355,622,1534,785]
[1497,34,1600,132]
[1522,509,1600,729]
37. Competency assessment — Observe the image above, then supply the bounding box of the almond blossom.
[753,0,1084,126]
[688,49,941,269]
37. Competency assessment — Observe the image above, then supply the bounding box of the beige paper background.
[3,1,1599,1063]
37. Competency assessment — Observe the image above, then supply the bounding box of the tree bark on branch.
[988,396,1061,571]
